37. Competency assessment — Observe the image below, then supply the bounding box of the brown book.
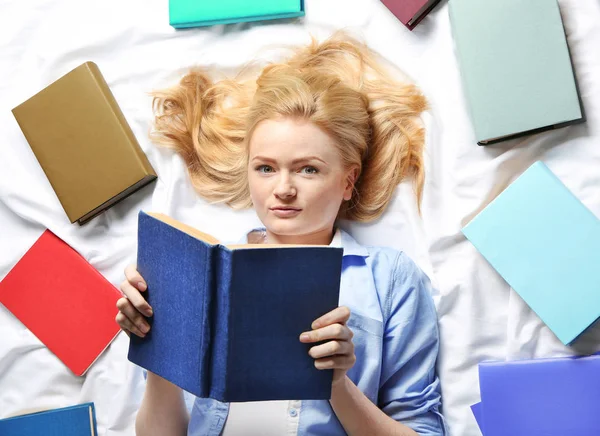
[12,62,157,224]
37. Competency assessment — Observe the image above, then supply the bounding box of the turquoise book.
[462,162,600,345]
[169,0,305,28]
[0,403,97,435]
[449,0,584,145]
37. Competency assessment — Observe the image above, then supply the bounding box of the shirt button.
[289,408,298,417]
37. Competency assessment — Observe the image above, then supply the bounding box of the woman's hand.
[299,306,356,386]
[116,264,153,338]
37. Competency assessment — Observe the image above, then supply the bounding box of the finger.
[115,312,146,338]
[300,323,353,343]
[116,298,151,333]
[124,264,147,292]
[308,340,354,359]
[311,306,351,329]
[314,355,356,370]
[119,281,153,317]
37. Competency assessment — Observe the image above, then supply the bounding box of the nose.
[273,172,296,199]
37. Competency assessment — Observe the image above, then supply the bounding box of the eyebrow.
[251,156,328,165]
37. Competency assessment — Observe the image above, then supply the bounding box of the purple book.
[380,0,441,30]
[474,354,600,436]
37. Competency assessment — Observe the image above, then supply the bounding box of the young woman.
[116,33,446,436]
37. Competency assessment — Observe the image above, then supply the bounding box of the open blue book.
[462,161,600,345]
[128,211,343,402]
[169,0,305,28]
[472,354,600,436]
[0,403,97,436]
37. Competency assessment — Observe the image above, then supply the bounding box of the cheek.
[307,181,345,211]
[248,174,269,206]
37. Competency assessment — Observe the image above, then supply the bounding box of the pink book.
[381,0,441,30]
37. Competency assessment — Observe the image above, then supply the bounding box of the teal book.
[169,0,305,28]
[462,162,600,345]
[449,0,584,145]
[0,403,97,435]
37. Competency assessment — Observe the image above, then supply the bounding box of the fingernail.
[300,333,310,341]
[140,324,149,333]
[145,307,153,317]
[137,282,147,291]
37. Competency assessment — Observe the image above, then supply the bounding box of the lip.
[269,206,302,218]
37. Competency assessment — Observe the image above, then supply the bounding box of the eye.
[256,165,275,174]
[300,166,319,175]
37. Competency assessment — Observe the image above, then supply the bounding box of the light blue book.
[169,0,305,29]
[462,161,600,345]
[0,403,97,436]
[449,0,584,145]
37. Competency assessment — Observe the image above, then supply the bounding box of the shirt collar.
[242,227,369,258]
[339,228,370,258]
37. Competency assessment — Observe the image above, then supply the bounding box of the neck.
[265,227,334,245]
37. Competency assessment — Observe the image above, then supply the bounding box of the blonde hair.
[151,33,427,221]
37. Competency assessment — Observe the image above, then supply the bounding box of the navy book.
[474,354,600,435]
[128,211,343,402]
[0,403,97,435]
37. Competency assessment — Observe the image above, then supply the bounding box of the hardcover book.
[169,0,305,29]
[449,0,584,145]
[0,230,122,375]
[0,403,97,436]
[475,354,600,436]
[380,0,441,30]
[128,211,343,402]
[462,161,600,345]
[12,62,157,224]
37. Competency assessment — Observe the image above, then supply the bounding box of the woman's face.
[248,117,356,245]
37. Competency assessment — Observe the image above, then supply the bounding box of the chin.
[264,217,307,236]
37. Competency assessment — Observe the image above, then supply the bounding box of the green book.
[169,0,305,28]
[449,0,584,145]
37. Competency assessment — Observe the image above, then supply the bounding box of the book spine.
[208,246,232,401]
[197,243,215,398]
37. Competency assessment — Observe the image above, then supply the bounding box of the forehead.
[248,118,339,161]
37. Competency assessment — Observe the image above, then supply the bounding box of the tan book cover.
[12,62,157,224]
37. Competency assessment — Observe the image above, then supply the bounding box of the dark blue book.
[128,211,343,402]
[0,403,97,436]
[473,354,600,436]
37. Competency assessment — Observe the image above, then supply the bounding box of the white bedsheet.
[1,0,599,434]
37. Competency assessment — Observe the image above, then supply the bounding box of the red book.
[0,230,121,376]
[381,0,441,30]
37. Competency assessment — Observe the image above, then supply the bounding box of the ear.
[343,167,359,201]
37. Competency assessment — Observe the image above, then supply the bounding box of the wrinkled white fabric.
[1,1,599,435]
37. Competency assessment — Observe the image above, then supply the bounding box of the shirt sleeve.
[377,252,447,435]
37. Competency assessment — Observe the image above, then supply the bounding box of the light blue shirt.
[187,229,447,435]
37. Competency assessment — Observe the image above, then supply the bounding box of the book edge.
[171,11,305,28]
[77,174,157,224]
